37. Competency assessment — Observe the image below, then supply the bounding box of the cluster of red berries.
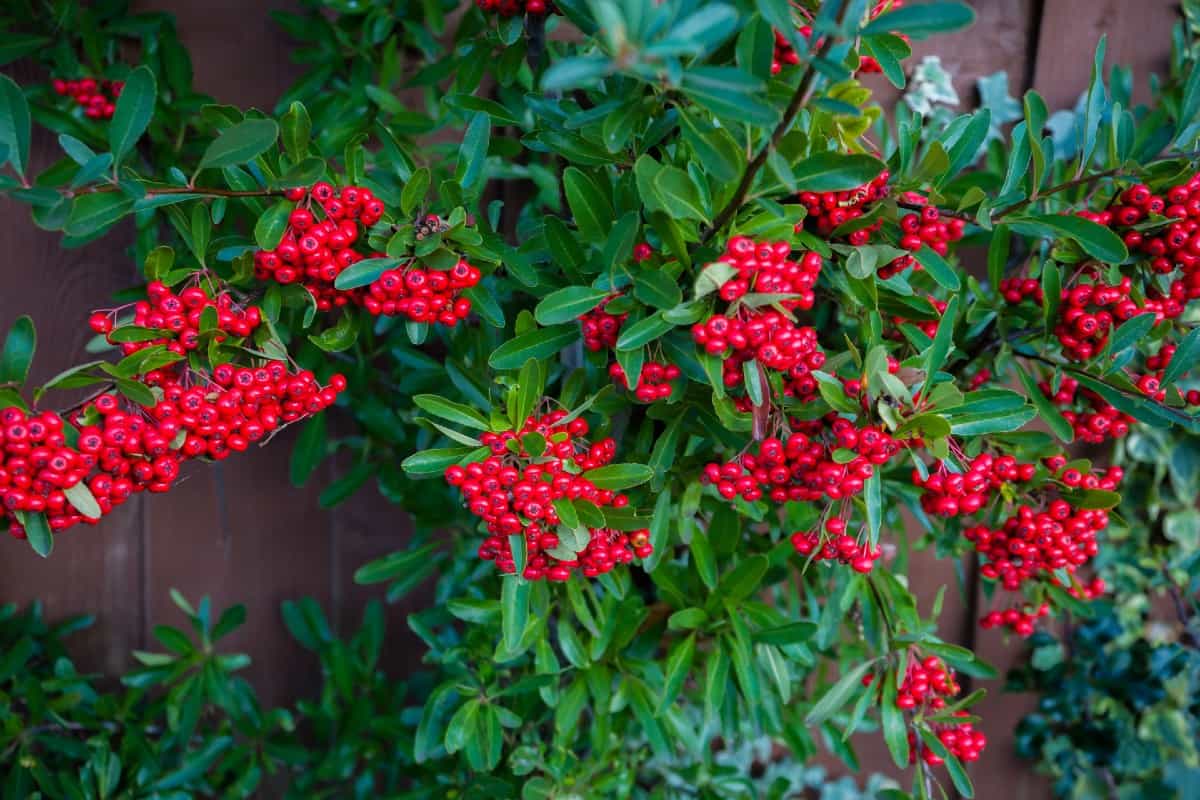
[980,602,1050,638]
[608,361,679,403]
[896,656,986,766]
[1052,275,1155,361]
[713,237,823,311]
[256,183,481,324]
[4,282,345,542]
[790,516,881,573]
[798,172,891,240]
[864,652,987,767]
[702,419,898,505]
[1145,344,1200,405]
[771,1,908,75]
[1098,176,1200,305]
[89,281,262,354]
[580,296,627,352]
[52,77,122,120]
[143,363,344,461]
[693,311,825,391]
[474,0,550,15]
[966,463,1122,593]
[443,411,651,581]
[913,454,1037,518]
[1039,375,1133,444]
[998,276,1043,305]
[882,195,966,278]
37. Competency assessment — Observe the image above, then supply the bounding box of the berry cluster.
[256,183,480,324]
[1039,375,1132,444]
[965,464,1122,593]
[444,411,651,581]
[580,295,627,352]
[713,236,822,311]
[144,363,344,461]
[979,602,1050,638]
[90,281,262,355]
[912,454,1037,518]
[701,420,899,505]
[474,0,550,15]
[4,283,344,542]
[693,311,824,392]
[798,172,891,239]
[897,655,986,766]
[790,516,882,573]
[609,361,680,403]
[1100,176,1200,306]
[1053,275,1146,361]
[997,276,1043,305]
[52,77,122,120]
[888,298,948,340]
[882,197,966,278]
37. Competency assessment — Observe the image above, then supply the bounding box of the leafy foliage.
[1,0,1200,797]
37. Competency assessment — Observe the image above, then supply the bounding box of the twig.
[701,13,846,244]
[65,185,285,199]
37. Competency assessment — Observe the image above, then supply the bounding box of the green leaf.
[1163,326,1200,388]
[534,287,610,325]
[489,325,580,370]
[691,531,717,590]
[457,113,491,192]
[402,167,431,216]
[65,192,134,237]
[501,576,530,653]
[17,511,52,558]
[616,313,673,351]
[912,245,961,291]
[805,661,873,724]
[921,294,959,387]
[669,608,709,630]
[308,313,358,352]
[541,55,613,91]
[108,66,156,167]
[1016,365,1073,443]
[0,74,31,177]
[290,412,327,487]
[254,200,292,250]
[862,2,976,38]
[582,463,653,490]
[280,101,312,160]
[354,543,438,585]
[793,153,886,192]
[563,167,613,243]
[1011,214,1128,263]
[657,633,697,713]
[1105,313,1156,360]
[63,482,102,520]
[414,394,489,431]
[681,66,778,127]
[0,315,35,385]
[753,622,816,645]
[402,445,485,476]
[716,555,768,601]
[881,669,910,767]
[197,119,279,172]
[332,257,403,290]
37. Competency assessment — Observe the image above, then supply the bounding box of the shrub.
[2,1,1200,797]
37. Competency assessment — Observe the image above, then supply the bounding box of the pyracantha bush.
[3,0,1200,797]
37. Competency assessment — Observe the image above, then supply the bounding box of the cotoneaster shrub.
[2,0,1200,797]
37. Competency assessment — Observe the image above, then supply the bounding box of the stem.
[66,185,284,199]
[702,17,845,244]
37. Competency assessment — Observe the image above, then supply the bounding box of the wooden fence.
[0,0,1184,795]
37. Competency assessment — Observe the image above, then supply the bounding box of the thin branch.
[66,184,285,199]
[702,23,844,244]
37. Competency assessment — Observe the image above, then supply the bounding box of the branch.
[702,29,842,244]
[66,185,285,199]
